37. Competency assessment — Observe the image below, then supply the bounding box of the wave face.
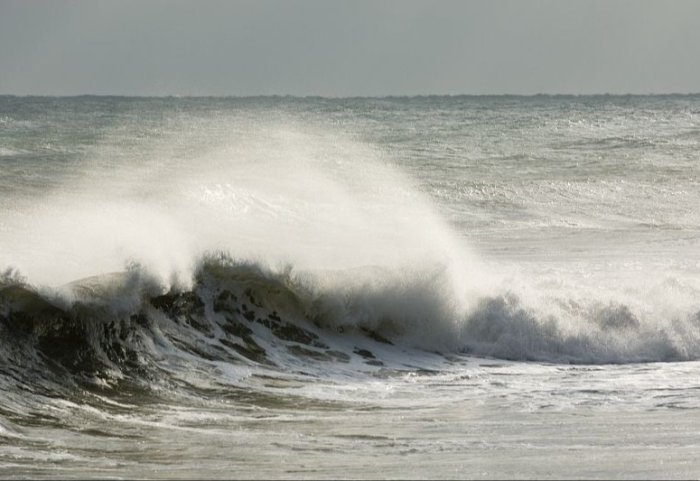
[2,255,700,399]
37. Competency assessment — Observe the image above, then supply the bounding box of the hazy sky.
[1,0,699,96]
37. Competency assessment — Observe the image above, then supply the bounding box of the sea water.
[1,95,700,478]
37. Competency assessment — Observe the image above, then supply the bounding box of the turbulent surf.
[2,95,700,478]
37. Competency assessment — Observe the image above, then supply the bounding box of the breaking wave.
[2,118,700,404]
[3,252,700,402]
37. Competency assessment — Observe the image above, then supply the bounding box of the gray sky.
[1,0,699,96]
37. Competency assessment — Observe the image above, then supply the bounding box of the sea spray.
[0,116,487,310]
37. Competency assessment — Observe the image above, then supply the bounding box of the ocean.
[1,95,699,478]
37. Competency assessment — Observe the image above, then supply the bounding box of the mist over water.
[1,114,477,286]
[2,96,700,478]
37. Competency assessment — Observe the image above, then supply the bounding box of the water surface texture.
[1,95,700,478]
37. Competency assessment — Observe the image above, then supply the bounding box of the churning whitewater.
[2,95,700,478]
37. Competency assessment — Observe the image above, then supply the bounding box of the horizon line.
[1,92,700,99]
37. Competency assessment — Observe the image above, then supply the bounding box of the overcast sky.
[1,0,699,96]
